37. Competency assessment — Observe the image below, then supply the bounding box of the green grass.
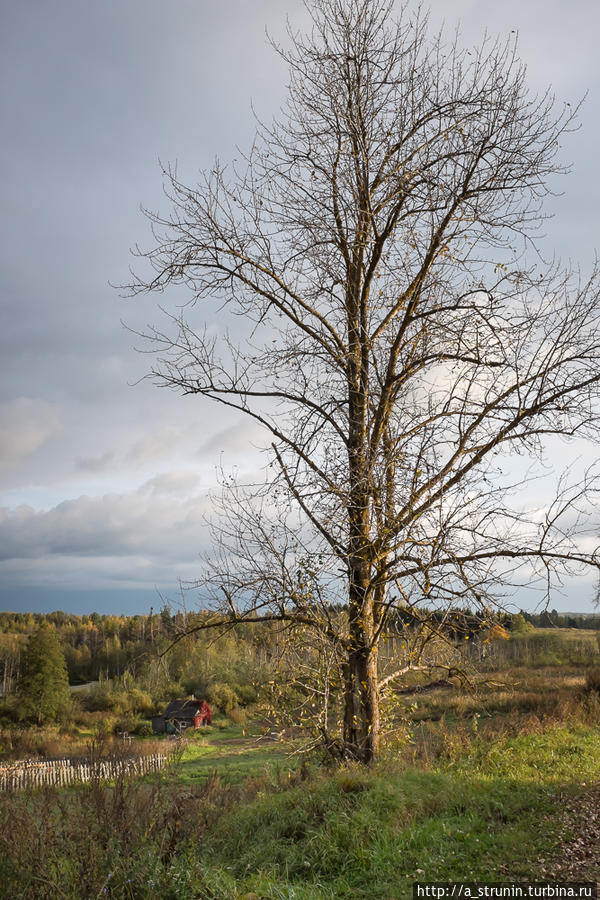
[2,715,599,897]
[482,628,600,668]
[5,675,600,898]
[177,740,291,785]
[192,723,600,898]
[450,723,600,782]
[171,722,297,785]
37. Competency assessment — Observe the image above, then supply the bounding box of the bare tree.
[125,0,600,764]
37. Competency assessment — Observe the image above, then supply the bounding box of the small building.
[151,697,212,735]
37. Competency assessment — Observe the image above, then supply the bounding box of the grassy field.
[3,719,594,898]
[176,722,294,785]
[194,724,600,899]
[472,628,599,669]
[2,630,600,898]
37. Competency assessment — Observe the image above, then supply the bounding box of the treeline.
[1,605,595,709]
[518,609,600,630]
[390,607,512,641]
[391,606,600,638]
[0,609,280,706]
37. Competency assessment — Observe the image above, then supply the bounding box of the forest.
[1,605,597,693]
[0,606,598,740]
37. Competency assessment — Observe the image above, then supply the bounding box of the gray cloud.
[0,471,211,590]
[0,0,598,611]
[0,398,62,469]
[198,422,270,457]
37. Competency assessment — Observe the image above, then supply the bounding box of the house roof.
[161,698,208,720]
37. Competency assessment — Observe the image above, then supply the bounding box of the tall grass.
[1,718,599,898]
[469,629,599,669]
[0,739,262,899]
[2,658,600,898]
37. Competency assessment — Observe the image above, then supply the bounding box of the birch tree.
[127,0,600,763]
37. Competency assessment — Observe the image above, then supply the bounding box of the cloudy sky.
[1,0,599,615]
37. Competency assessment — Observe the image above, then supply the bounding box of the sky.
[1,0,599,616]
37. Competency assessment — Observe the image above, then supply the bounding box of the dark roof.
[161,698,207,720]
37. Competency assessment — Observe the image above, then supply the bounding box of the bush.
[229,707,247,726]
[510,613,535,634]
[93,713,118,737]
[134,721,154,737]
[85,684,127,714]
[85,684,155,717]
[206,682,240,714]
[181,675,209,698]
[0,697,19,724]
[126,689,154,716]
[234,683,259,706]
[113,714,143,736]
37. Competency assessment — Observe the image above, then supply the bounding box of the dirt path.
[539,786,600,881]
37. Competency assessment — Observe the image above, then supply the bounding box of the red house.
[151,698,212,734]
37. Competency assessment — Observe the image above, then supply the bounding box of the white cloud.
[198,421,269,457]
[0,473,212,579]
[140,470,201,496]
[126,427,189,464]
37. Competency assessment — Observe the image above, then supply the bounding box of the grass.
[2,719,598,898]
[194,723,598,898]
[402,664,594,726]
[476,628,600,669]
[3,654,600,898]
[172,720,297,785]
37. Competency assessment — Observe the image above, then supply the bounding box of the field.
[2,628,600,897]
[177,723,294,785]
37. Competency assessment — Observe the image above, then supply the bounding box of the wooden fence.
[0,753,168,792]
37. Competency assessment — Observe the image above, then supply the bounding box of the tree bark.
[342,624,380,764]
[343,544,380,763]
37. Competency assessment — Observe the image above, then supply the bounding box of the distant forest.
[0,608,275,702]
[0,606,597,697]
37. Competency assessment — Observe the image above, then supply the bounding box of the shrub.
[113,714,143,736]
[229,707,247,726]
[0,697,19,724]
[181,675,209,697]
[85,683,127,713]
[133,721,153,737]
[93,713,118,737]
[234,683,259,706]
[510,613,535,635]
[206,682,240,714]
[126,689,154,716]
[85,684,155,718]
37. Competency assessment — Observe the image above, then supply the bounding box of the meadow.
[1,625,600,897]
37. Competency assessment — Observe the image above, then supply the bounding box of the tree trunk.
[342,561,380,764]
[342,636,379,764]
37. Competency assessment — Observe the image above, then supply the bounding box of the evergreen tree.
[18,626,70,725]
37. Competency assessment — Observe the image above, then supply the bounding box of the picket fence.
[0,752,168,792]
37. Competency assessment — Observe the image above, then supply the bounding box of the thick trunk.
[342,642,379,764]
[343,239,379,763]
[342,569,380,764]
